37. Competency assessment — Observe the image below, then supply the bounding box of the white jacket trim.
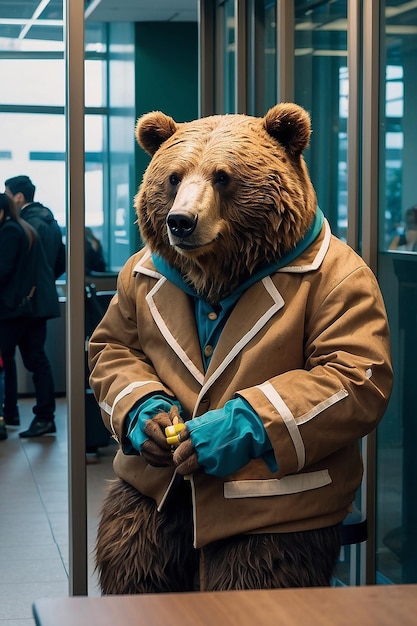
[146,278,205,385]
[192,276,285,418]
[297,389,349,425]
[133,248,162,279]
[99,399,112,416]
[224,470,331,498]
[109,380,164,437]
[257,381,305,471]
[279,219,331,273]
[157,471,181,512]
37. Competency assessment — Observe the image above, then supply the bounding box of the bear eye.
[169,173,181,186]
[214,171,230,187]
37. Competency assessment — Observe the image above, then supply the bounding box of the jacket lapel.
[207,276,284,374]
[146,276,206,385]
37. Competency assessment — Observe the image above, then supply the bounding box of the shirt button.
[204,345,213,357]
[208,311,218,321]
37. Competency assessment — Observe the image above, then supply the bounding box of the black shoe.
[0,417,7,441]
[19,419,56,438]
[4,414,20,426]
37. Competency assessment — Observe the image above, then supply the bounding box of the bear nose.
[166,212,198,238]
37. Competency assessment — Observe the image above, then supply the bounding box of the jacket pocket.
[224,469,331,498]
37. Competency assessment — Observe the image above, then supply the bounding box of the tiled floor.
[0,396,116,624]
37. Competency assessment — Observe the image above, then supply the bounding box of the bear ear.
[263,103,311,156]
[135,111,178,156]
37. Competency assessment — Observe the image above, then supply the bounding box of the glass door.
[377,0,417,585]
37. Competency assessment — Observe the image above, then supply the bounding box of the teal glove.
[186,396,278,477]
[124,394,183,455]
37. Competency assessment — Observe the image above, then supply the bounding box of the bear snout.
[164,177,222,251]
[166,211,198,239]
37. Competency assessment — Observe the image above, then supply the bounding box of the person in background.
[5,175,66,279]
[0,352,5,441]
[3,178,63,437]
[389,205,417,252]
[85,226,106,274]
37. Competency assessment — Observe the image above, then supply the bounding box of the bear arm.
[88,255,177,441]
[237,267,392,478]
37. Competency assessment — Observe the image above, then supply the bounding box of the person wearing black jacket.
[5,175,66,279]
[3,176,64,437]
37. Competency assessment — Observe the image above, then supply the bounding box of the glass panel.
[1,112,66,225]
[0,5,66,225]
[107,22,135,271]
[294,0,354,586]
[0,58,65,106]
[85,59,106,108]
[248,0,277,115]
[85,114,104,237]
[0,15,135,274]
[377,0,417,585]
[224,0,236,113]
[294,0,348,241]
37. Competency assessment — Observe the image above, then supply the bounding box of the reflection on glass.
[383,65,404,249]
[388,205,417,252]
[378,1,417,585]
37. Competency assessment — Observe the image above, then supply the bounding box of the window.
[0,6,135,271]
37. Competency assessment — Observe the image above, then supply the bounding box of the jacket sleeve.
[33,215,65,279]
[88,255,177,442]
[238,264,393,479]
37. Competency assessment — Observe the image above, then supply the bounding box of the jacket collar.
[150,208,325,299]
[133,218,331,280]
[278,218,331,273]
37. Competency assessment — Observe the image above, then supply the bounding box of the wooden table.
[33,584,417,626]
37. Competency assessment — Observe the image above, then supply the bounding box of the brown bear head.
[134,103,317,305]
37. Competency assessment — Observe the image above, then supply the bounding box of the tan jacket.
[89,221,392,548]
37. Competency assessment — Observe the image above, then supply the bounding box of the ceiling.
[1,1,416,44]
[85,0,197,22]
[0,0,198,43]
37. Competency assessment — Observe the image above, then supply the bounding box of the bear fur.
[89,103,392,594]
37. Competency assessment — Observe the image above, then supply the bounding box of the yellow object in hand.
[165,422,185,447]
[165,422,185,437]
